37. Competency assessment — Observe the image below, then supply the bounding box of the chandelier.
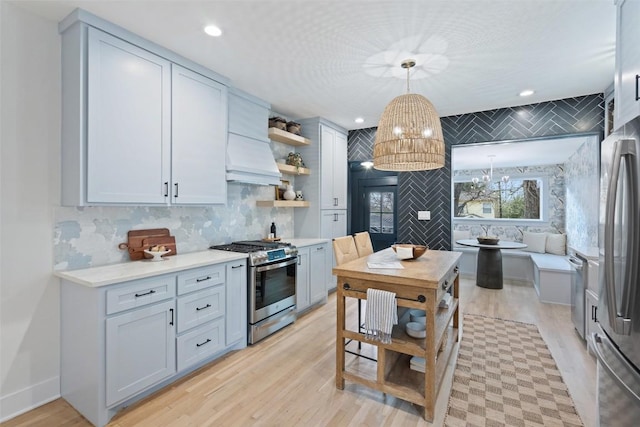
[373,59,444,171]
[471,155,509,189]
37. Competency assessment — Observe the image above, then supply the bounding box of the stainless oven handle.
[254,257,297,273]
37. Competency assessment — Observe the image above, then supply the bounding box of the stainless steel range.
[210,240,297,344]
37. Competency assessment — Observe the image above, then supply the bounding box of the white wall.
[0,3,61,421]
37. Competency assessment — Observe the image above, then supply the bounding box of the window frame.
[452,172,550,225]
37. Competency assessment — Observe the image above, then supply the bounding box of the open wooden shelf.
[277,163,311,175]
[256,200,310,208]
[268,128,311,146]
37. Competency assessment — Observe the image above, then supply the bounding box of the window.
[453,177,543,220]
[369,191,394,233]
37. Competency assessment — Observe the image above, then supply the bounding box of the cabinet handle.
[134,289,156,297]
[334,197,338,206]
[196,338,211,347]
[593,305,598,322]
[298,257,301,265]
[317,246,324,251]
[442,280,449,290]
[196,276,211,283]
[196,303,211,311]
[169,308,174,326]
[636,74,639,101]
[174,183,179,198]
[334,213,338,222]
[164,182,169,197]
[231,264,243,269]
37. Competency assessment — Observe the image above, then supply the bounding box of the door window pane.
[369,192,394,233]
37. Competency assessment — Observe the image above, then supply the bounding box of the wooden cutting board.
[118,228,177,260]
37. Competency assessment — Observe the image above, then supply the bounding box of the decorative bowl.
[406,322,426,339]
[409,309,427,324]
[477,236,500,245]
[143,248,171,261]
[391,244,428,260]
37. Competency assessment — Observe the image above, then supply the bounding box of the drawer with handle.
[177,317,225,371]
[106,275,176,315]
[177,284,225,333]
[177,265,225,295]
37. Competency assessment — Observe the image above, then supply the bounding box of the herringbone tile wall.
[348,94,604,250]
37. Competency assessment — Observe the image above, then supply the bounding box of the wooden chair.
[353,231,374,257]
[332,235,359,266]
[334,234,373,359]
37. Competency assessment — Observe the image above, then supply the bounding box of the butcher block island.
[333,248,461,421]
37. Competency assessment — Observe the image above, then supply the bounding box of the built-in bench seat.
[454,246,572,305]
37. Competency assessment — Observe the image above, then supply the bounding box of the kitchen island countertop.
[54,250,248,288]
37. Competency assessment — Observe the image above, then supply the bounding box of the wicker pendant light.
[373,59,444,171]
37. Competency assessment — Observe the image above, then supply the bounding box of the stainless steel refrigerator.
[591,116,640,427]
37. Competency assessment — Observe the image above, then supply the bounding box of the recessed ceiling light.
[204,25,222,37]
[519,89,535,97]
[355,117,364,124]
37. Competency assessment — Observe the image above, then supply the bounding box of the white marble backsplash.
[54,183,294,270]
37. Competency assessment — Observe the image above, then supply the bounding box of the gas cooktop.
[210,240,297,266]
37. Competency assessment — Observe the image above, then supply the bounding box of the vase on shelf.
[283,185,296,201]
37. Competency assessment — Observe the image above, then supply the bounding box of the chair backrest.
[333,236,360,266]
[353,231,374,257]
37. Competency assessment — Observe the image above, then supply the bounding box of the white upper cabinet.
[60,13,229,206]
[172,65,227,204]
[320,125,348,210]
[614,0,640,130]
[86,28,171,204]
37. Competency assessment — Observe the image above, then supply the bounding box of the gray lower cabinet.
[60,260,246,427]
[296,243,329,313]
[106,299,176,406]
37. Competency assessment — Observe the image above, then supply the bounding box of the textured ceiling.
[13,0,616,131]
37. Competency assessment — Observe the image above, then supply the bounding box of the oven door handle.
[255,257,297,273]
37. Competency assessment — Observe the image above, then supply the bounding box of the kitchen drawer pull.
[196,338,211,347]
[196,303,211,311]
[196,276,211,283]
[169,308,174,326]
[453,266,459,274]
[134,289,156,297]
[164,182,169,197]
[442,280,449,290]
[174,183,179,198]
[317,246,324,251]
[636,74,639,101]
[231,264,243,269]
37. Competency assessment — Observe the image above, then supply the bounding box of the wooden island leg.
[336,280,346,390]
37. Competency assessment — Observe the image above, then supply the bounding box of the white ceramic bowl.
[406,322,426,339]
[143,249,171,261]
[409,309,427,324]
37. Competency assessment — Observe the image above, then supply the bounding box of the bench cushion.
[530,253,572,272]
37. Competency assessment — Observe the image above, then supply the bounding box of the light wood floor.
[3,278,596,427]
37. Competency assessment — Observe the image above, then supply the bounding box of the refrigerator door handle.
[592,332,640,402]
[604,139,638,336]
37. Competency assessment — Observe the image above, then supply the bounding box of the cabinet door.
[309,244,328,305]
[614,0,640,130]
[585,289,599,339]
[87,28,171,204]
[320,125,336,209]
[171,64,227,204]
[225,260,247,346]
[333,131,348,209]
[296,247,310,312]
[320,210,347,239]
[106,300,176,406]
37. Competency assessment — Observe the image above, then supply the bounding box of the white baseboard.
[0,376,60,423]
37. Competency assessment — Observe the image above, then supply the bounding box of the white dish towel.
[364,288,398,344]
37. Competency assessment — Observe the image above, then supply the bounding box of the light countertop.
[285,238,330,247]
[54,250,247,288]
[569,246,599,260]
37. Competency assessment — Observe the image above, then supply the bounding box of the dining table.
[332,247,461,422]
[455,238,527,289]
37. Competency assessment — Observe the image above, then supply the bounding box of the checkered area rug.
[444,314,583,427]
